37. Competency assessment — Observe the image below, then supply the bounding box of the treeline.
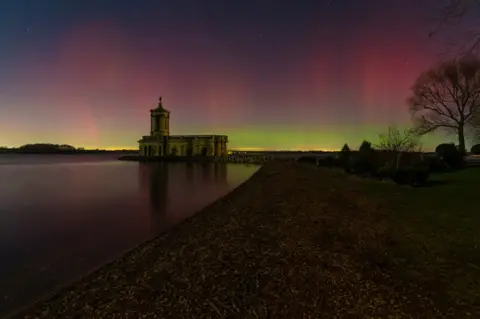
[298,126,478,188]
[299,141,472,187]
[0,144,136,154]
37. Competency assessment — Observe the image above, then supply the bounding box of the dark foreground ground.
[11,162,479,318]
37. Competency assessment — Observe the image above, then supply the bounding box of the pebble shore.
[11,162,444,318]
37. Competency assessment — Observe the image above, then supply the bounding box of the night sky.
[0,0,466,150]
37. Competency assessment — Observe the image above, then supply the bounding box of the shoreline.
[5,163,265,319]
[118,155,272,165]
[10,162,453,318]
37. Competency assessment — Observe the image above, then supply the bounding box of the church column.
[165,114,170,135]
[150,115,155,134]
[221,140,226,156]
[209,140,215,156]
[157,115,163,132]
[221,138,227,156]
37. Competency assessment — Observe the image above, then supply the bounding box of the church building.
[138,97,228,157]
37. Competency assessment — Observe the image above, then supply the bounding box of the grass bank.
[12,163,479,318]
[335,166,480,316]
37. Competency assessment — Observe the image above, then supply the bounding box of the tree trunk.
[458,125,466,156]
[395,151,402,169]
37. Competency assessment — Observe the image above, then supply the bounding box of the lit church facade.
[138,97,228,157]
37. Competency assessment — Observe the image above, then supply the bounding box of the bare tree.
[376,126,420,152]
[327,0,480,54]
[408,54,480,155]
[429,0,480,54]
[376,126,422,169]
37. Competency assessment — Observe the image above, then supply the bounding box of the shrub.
[344,164,352,174]
[297,156,317,165]
[347,141,379,176]
[435,143,464,169]
[359,140,373,153]
[359,141,376,161]
[375,165,395,180]
[337,143,351,168]
[471,144,480,155]
[348,153,379,177]
[341,143,350,152]
[317,156,335,168]
[391,165,430,186]
[414,168,430,185]
[390,170,411,185]
[422,155,451,173]
[332,157,344,168]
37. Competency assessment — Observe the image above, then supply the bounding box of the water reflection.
[0,156,259,318]
[214,162,228,185]
[145,163,169,235]
[149,163,169,213]
[141,163,230,234]
[186,162,194,183]
[202,163,211,182]
[183,162,228,185]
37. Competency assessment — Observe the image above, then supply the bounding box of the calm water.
[0,154,259,317]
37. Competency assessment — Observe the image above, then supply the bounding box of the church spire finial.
[154,95,169,112]
[157,96,164,109]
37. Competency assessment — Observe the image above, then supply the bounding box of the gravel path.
[11,162,442,318]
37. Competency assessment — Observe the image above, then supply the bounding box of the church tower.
[150,97,170,137]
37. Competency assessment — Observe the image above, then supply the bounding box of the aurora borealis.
[0,0,469,150]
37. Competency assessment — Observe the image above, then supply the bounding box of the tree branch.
[408,55,480,139]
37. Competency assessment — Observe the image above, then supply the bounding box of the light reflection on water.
[0,155,259,317]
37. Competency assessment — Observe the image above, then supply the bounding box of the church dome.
[151,96,170,113]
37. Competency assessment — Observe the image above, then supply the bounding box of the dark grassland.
[338,166,480,316]
[11,163,479,318]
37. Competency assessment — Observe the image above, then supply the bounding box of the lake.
[0,154,259,317]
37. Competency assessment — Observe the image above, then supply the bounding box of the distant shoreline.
[0,150,137,155]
